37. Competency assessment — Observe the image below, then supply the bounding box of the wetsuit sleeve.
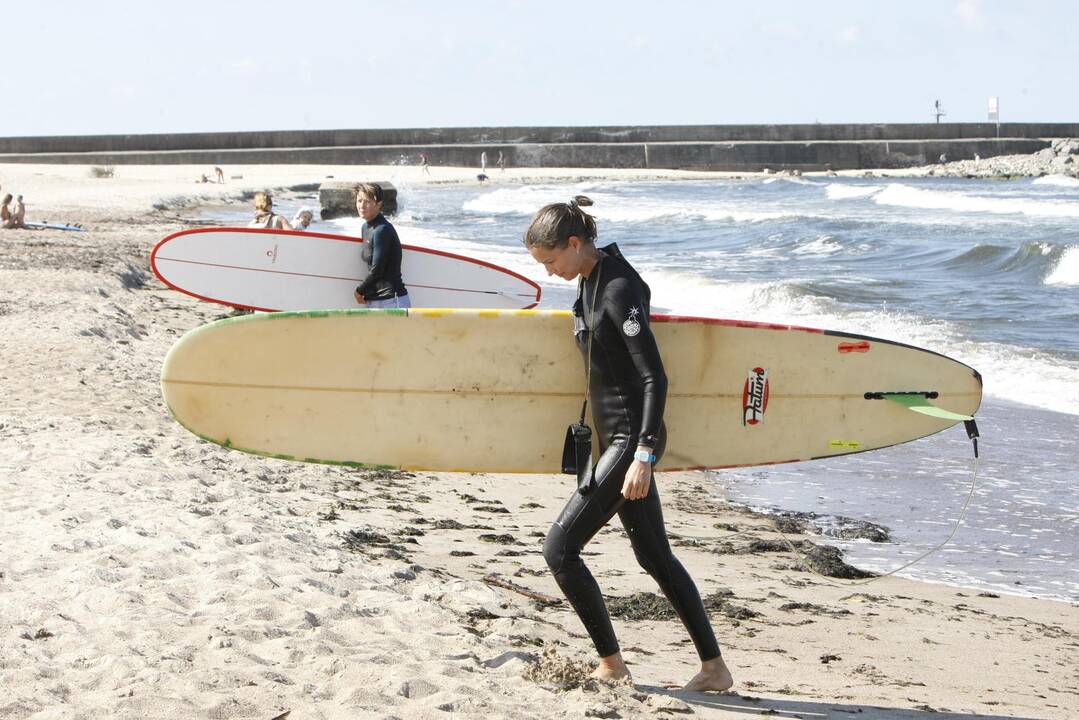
[356,224,394,296]
[602,276,667,448]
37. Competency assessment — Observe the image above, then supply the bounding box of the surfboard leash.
[773,415,981,587]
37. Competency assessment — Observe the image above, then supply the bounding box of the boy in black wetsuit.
[354,183,410,309]
[524,196,733,692]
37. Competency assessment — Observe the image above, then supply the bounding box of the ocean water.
[205,174,1079,602]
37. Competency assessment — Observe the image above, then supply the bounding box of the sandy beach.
[0,163,1076,719]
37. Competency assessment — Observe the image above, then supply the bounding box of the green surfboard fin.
[884,393,974,421]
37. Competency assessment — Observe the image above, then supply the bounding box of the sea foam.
[825,183,883,200]
[1031,174,1079,188]
[465,185,814,224]
[1046,245,1079,286]
[874,183,1079,218]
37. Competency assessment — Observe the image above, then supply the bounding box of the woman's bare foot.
[591,652,633,684]
[683,656,734,692]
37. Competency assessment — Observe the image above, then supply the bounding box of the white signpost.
[988,97,1000,136]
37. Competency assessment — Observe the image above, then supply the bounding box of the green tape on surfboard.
[885,393,974,421]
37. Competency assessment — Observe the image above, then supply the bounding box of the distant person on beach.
[10,195,28,229]
[291,206,315,231]
[0,194,14,228]
[420,152,431,175]
[248,191,293,230]
[353,183,409,309]
[939,152,948,164]
[215,167,225,183]
[480,150,488,172]
[497,150,505,172]
[522,196,734,693]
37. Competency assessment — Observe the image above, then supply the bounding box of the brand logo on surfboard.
[265,245,279,265]
[742,367,769,426]
[838,341,871,353]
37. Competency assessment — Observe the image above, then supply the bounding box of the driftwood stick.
[483,573,563,605]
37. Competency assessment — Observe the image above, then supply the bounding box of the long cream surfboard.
[161,308,982,473]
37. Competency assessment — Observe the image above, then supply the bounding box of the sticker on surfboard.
[742,367,770,426]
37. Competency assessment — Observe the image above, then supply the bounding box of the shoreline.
[1,163,1076,718]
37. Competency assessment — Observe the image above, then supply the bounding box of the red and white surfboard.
[151,227,541,311]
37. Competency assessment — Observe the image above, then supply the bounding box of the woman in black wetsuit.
[524,196,733,691]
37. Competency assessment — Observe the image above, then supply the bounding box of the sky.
[5,0,1078,137]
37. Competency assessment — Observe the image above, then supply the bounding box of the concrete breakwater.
[2,123,1077,172]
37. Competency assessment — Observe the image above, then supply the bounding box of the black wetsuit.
[356,214,408,301]
[543,243,721,662]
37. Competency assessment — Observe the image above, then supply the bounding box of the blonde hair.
[253,191,273,213]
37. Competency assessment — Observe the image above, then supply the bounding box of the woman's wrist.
[633,448,656,463]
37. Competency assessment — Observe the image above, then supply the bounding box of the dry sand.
[0,163,1076,719]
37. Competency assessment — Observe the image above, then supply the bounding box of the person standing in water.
[353,183,410,309]
[523,196,733,692]
[248,191,292,230]
[291,206,315,231]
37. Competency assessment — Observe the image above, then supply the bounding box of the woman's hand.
[621,459,652,500]
[354,289,366,304]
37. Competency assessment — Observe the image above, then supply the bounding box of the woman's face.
[356,194,382,222]
[529,236,585,281]
[299,211,313,227]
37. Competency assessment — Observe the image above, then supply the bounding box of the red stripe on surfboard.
[153,256,538,297]
[651,315,978,373]
[151,226,541,304]
[651,313,827,334]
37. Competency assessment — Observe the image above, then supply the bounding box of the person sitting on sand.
[0,194,14,229]
[10,195,28,229]
[248,191,292,230]
[523,196,734,693]
[291,206,315,231]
